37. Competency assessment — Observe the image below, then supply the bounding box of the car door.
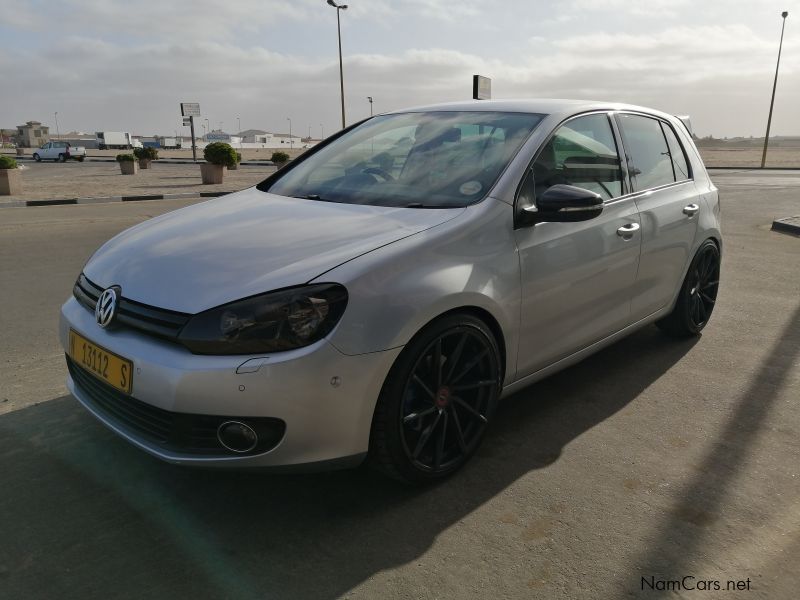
[40,142,52,159]
[614,113,699,320]
[514,112,642,378]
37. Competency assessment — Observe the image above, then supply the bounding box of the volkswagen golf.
[61,99,721,483]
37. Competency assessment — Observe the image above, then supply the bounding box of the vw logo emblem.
[95,287,120,328]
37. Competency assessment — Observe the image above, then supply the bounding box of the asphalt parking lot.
[0,170,798,599]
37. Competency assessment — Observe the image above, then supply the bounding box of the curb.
[1,190,233,209]
[5,156,277,166]
[771,216,800,236]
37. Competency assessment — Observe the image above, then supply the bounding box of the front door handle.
[683,203,700,216]
[616,222,640,239]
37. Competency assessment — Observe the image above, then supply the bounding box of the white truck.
[96,131,136,150]
[32,141,86,162]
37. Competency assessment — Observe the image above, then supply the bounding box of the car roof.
[384,98,678,124]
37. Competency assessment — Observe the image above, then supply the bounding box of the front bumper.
[60,297,402,468]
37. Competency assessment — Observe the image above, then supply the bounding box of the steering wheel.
[362,167,395,182]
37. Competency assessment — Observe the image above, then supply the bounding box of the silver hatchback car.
[61,99,721,482]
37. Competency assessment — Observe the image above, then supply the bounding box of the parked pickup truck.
[32,141,86,162]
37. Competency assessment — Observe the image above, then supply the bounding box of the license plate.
[69,329,133,394]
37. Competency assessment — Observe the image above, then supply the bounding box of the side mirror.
[523,184,604,223]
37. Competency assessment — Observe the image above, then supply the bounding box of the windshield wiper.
[292,194,342,203]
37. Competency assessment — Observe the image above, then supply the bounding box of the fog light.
[217,421,258,453]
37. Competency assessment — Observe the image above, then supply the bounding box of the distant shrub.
[235,151,242,163]
[204,142,237,167]
[271,151,290,164]
[0,155,18,169]
[134,146,159,160]
[116,154,135,162]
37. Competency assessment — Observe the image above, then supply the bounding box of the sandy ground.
[0,161,276,203]
[697,147,800,168]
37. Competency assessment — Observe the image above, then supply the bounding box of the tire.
[77,156,85,162]
[33,153,41,162]
[58,154,66,162]
[369,313,501,484]
[656,239,720,337]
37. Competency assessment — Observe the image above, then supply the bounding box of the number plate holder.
[68,329,133,394]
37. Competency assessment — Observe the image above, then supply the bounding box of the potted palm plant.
[116,153,138,175]
[133,146,158,169]
[0,155,22,195]
[201,142,237,184]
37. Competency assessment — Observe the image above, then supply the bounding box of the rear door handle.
[616,222,640,239]
[683,203,700,216]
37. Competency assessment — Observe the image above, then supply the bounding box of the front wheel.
[33,153,41,162]
[656,240,720,337]
[77,156,85,162]
[370,314,501,483]
[58,154,66,162]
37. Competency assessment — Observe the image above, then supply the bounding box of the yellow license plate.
[69,329,133,394]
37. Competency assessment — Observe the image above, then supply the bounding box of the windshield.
[264,111,544,208]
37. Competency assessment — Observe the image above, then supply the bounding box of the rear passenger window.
[618,114,675,190]
[661,123,690,181]
[532,113,623,202]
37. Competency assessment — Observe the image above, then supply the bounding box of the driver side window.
[532,113,623,202]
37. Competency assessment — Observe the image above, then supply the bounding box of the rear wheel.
[370,314,501,483]
[656,240,720,337]
[77,156,85,162]
[58,154,66,162]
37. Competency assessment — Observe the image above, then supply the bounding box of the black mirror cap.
[523,184,604,224]
[538,184,603,210]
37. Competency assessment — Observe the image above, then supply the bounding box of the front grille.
[67,356,286,456]
[73,273,191,341]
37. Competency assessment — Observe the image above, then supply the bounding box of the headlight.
[178,284,348,355]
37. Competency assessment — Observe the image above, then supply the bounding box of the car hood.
[83,187,464,313]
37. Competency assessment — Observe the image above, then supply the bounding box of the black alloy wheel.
[657,239,720,336]
[370,314,501,483]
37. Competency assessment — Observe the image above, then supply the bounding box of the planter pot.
[274,161,288,170]
[201,163,224,184]
[16,148,25,157]
[0,169,22,195]
[119,161,138,175]
[138,159,151,169]
[228,162,239,171]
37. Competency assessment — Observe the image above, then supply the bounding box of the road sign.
[180,103,201,117]
[472,75,491,100]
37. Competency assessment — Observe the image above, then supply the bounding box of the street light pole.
[54,111,60,140]
[327,0,348,129]
[320,123,325,139]
[761,11,789,168]
[287,117,292,149]
[367,96,373,116]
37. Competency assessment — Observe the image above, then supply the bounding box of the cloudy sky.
[1,0,798,138]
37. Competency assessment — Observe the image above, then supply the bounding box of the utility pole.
[761,11,789,168]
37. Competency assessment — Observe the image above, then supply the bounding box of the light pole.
[327,0,348,129]
[287,117,293,149]
[761,11,789,168]
[237,117,242,148]
[367,96,373,116]
[320,123,325,139]
[54,111,60,140]
[204,118,210,137]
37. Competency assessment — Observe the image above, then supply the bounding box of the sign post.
[180,103,201,162]
[472,75,491,100]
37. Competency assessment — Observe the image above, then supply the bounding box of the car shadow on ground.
[0,327,698,599]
